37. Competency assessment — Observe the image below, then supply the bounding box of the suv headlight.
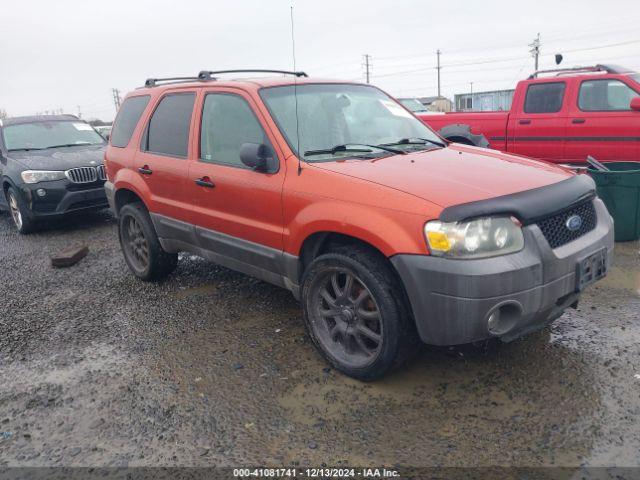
[21,170,66,184]
[425,216,524,259]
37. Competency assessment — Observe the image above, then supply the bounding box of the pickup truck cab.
[105,70,614,380]
[418,65,640,164]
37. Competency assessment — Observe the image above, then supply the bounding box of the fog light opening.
[36,188,47,197]
[486,302,522,336]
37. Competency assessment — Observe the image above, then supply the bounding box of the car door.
[134,90,196,226]
[509,80,568,162]
[187,88,286,274]
[565,77,640,163]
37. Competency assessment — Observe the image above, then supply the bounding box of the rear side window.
[200,93,271,167]
[578,79,639,111]
[524,82,566,113]
[144,93,195,158]
[110,95,150,148]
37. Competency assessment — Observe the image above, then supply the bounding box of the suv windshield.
[260,84,443,161]
[3,121,105,151]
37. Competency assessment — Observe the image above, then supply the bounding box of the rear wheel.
[118,203,178,281]
[301,246,419,380]
[6,187,37,234]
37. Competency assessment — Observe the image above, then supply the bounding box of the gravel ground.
[0,209,639,469]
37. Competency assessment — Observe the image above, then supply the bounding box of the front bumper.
[19,179,108,219]
[391,198,614,346]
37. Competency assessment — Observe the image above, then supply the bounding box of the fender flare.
[438,124,490,148]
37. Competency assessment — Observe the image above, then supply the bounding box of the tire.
[118,202,178,281]
[6,187,37,234]
[301,245,420,380]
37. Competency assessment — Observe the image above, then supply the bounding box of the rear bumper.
[391,198,615,346]
[19,180,108,219]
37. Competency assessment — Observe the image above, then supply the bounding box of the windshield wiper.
[382,137,445,148]
[7,147,46,152]
[45,142,93,149]
[305,143,406,157]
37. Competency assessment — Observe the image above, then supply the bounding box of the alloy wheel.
[309,268,383,368]
[8,193,23,230]
[122,215,149,272]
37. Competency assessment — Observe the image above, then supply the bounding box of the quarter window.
[110,95,150,148]
[578,79,639,111]
[200,93,272,167]
[524,82,566,113]
[144,93,195,157]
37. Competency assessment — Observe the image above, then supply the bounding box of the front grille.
[97,164,107,181]
[536,200,597,249]
[66,166,98,184]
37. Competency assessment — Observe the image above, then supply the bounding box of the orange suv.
[104,70,614,380]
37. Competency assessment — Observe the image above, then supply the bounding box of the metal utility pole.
[112,88,122,111]
[529,33,541,71]
[436,49,442,97]
[362,54,371,84]
[77,105,82,118]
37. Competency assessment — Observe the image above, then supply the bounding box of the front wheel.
[301,246,419,380]
[118,203,178,281]
[6,187,37,234]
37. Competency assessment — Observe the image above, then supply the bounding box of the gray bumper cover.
[391,198,614,346]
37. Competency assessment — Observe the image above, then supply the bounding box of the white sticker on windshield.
[379,99,414,118]
[73,123,94,131]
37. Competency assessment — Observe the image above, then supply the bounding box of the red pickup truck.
[417,65,640,164]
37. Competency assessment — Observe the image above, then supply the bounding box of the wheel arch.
[439,124,489,148]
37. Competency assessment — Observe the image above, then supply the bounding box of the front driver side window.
[200,93,273,167]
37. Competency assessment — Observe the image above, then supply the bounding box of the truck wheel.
[6,187,37,234]
[118,203,178,281]
[301,246,419,380]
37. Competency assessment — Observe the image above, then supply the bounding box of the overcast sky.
[1,0,639,121]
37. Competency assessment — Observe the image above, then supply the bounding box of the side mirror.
[631,97,640,111]
[239,143,276,172]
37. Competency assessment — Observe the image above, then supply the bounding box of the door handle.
[519,119,531,125]
[572,118,586,124]
[138,165,153,175]
[195,177,215,188]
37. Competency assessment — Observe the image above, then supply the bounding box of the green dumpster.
[589,161,640,242]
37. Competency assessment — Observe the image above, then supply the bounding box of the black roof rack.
[144,69,308,88]
[528,64,630,79]
[144,76,202,88]
[198,69,308,80]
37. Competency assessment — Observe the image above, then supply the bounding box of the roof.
[2,114,80,127]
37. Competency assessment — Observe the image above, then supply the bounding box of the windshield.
[3,121,105,151]
[399,98,428,112]
[260,84,443,162]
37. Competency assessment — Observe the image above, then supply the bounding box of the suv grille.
[97,165,107,181]
[536,200,597,249]
[66,166,98,184]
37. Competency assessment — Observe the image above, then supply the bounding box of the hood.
[7,144,106,171]
[310,145,573,209]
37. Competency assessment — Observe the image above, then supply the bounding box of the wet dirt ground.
[0,210,639,469]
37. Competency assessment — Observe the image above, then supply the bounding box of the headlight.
[20,170,66,184]
[425,216,524,259]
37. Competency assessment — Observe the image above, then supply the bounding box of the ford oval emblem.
[566,215,583,231]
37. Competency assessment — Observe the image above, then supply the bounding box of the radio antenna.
[290,4,302,175]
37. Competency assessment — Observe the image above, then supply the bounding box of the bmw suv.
[0,115,108,233]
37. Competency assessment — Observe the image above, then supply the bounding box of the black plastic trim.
[439,174,596,225]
